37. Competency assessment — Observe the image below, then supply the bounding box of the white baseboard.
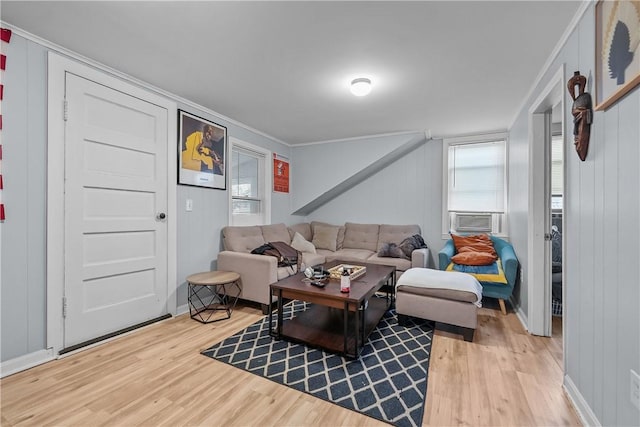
[0,348,55,378]
[176,304,189,316]
[564,374,601,427]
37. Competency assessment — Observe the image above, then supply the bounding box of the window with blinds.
[443,134,507,235]
[448,140,506,213]
[230,141,271,226]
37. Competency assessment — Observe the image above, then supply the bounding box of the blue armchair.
[438,236,518,314]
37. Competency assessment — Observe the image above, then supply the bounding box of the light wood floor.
[1,301,580,426]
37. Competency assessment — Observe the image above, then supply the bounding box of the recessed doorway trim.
[47,53,178,356]
[527,65,565,338]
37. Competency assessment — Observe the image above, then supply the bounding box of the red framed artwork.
[273,153,289,193]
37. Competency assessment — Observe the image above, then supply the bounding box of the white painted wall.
[1,34,293,362]
[296,133,444,267]
[0,35,48,361]
[506,109,529,313]
[291,132,425,214]
[508,4,639,425]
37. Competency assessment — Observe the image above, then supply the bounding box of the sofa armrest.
[411,248,430,268]
[497,243,518,288]
[438,240,456,270]
[217,251,278,305]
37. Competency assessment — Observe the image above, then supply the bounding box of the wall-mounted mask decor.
[567,71,592,161]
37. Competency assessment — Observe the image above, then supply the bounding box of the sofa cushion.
[288,223,312,241]
[399,234,429,258]
[377,224,421,252]
[261,223,291,244]
[301,252,325,268]
[291,232,316,254]
[311,221,345,249]
[343,223,380,251]
[377,243,408,259]
[325,248,375,263]
[396,285,479,304]
[222,226,265,253]
[365,254,412,271]
[312,224,340,251]
[315,248,335,258]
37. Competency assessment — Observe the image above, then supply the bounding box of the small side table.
[186,271,241,323]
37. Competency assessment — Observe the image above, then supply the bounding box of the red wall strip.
[1,27,10,222]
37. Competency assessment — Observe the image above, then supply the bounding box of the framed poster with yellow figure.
[595,0,640,110]
[178,110,227,190]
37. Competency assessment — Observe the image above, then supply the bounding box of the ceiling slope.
[292,133,427,215]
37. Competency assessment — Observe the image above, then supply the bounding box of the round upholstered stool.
[186,271,241,323]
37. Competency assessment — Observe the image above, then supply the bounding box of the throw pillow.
[291,231,316,254]
[451,251,497,266]
[398,234,428,258]
[377,243,409,259]
[312,225,339,251]
[457,243,496,254]
[450,233,497,256]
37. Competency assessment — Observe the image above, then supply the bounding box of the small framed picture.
[178,110,227,190]
[594,0,640,110]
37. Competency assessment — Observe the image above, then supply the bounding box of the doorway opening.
[549,103,564,367]
[527,65,564,338]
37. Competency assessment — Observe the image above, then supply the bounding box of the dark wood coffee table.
[268,260,396,359]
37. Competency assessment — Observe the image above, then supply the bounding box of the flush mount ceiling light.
[350,78,372,96]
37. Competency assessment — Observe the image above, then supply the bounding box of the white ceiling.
[2,1,582,145]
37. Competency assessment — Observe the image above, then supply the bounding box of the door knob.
[156,212,167,220]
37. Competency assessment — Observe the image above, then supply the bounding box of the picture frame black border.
[177,109,228,190]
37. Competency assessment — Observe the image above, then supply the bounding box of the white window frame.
[228,137,271,226]
[441,132,508,238]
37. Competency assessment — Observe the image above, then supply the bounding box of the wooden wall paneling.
[1,35,29,361]
[562,23,582,394]
[577,115,596,408]
[601,104,619,426]
[614,90,640,426]
[25,40,47,353]
[577,9,597,409]
[591,104,606,419]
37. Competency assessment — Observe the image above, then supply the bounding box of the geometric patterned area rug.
[202,300,434,427]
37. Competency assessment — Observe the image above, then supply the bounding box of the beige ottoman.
[395,268,482,342]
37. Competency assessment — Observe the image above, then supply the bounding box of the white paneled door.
[63,73,168,348]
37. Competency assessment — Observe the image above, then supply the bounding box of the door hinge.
[63,100,68,121]
[62,296,67,318]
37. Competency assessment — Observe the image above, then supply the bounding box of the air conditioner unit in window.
[454,213,493,232]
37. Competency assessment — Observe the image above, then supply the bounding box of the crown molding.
[508,0,592,130]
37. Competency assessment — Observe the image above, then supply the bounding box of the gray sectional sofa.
[217,221,430,313]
